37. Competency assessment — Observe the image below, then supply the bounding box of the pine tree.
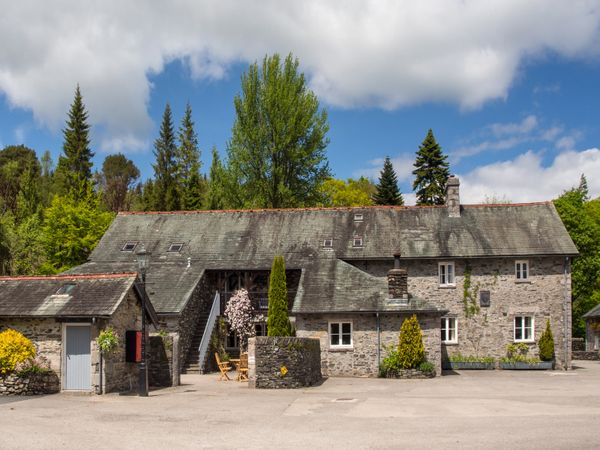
[538,319,555,362]
[55,85,94,201]
[207,147,226,210]
[373,157,404,205]
[267,255,292,336]
[578,173,589,201]
[152,104,179,211]
[412,129,450,205]
[176,103,203,210]
[397,314,425,369]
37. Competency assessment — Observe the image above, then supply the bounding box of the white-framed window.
[441,317,458,343]
[354,213,364,222]
[438,262,455,286]
[352,237,363,247]
[255,322,267,336]
[329,321,353,348]
[515,260,529,280]
[323,238,333,248]
[514,316,534,342]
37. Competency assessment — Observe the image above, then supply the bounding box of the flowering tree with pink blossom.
[224,289,256,350]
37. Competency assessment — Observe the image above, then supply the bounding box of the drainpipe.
[563,257,570,370]
[376,312,381,371]
[99,351,103,395]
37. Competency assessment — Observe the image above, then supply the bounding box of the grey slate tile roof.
[583,303,600,319]
[0,273,138,318]
[68,202,576,315]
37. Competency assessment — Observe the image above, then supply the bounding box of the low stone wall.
[572,351,600,361]
[149,335,174,387]
[572,338,585,352]
[248,337,322,389]
[0,372,60,396]
[383,368,435,379]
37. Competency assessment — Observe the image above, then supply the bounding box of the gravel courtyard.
[1,361,599,449]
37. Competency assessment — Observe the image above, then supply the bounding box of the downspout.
[99,351,103,394]
[563,257,570,370]
[376,312,381,372]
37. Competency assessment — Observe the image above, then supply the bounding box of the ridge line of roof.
[0,273,138,282]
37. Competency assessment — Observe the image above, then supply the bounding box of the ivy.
[462,263,480,317]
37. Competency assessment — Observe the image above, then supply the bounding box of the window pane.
[342,334,351,345]
[342,323,351,334]
[439,265,446,284]
[331,323,339,334]
[331,334,339,345]
[447,264,454,283]
[523,263,528,279]
[441,319,447,341]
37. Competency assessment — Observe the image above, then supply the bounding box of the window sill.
[514,280,532,284]
[438,285,456,289]
[513,340,535,344]
[329,346,354,352]
[442,341,458,346]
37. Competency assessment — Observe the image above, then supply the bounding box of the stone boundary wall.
[149,335,174,387]
[0,372,60,396]
[248,337,322,389]
[383,368,435,379]
[572,351,600,361]
[572,338,585,352]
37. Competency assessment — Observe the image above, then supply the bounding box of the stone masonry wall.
[0,372,60,395]
[248,336,322,388]
[148,335,174,387]
[296,314,441,377]
[348,257,572,369]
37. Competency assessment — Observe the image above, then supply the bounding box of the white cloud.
[13,126,26,144]
[1,1,599,151]
[458,148,600,203]
[357,154,415,183]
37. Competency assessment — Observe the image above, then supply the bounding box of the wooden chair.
[237,352,249,382]
[215,353,231,381]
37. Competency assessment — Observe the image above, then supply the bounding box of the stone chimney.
[388,253,408,300]
[446,175,460,218]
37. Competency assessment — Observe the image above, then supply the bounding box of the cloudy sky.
[1,0,599,204]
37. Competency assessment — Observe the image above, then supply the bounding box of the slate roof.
[66,202,576,315]
[0,273,158,324]
[583,303,600,319]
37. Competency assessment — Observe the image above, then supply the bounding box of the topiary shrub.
[267,255,292,336]
[397,314,425,369]
[0,329,36,374]
[538,319,555,362]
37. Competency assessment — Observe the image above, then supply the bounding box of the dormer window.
[352,237,363,247]
[323,239,333,248]
[168,243,184,253]
[56,284,76,295]
[121,242,138,252]
[354,213,364,222]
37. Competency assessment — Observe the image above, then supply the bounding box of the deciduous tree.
[99,154,140,212]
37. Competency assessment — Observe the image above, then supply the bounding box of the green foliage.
[15,356,51,378]
[96,327,119,354]
[462,264,480,317]
[319,177,375,207]
[373,157,403,205]
[210,318,229,361]
[41,194,114,273]
[206,147,228,210]
[538,320,555,361]
[397,314,425,369]
[99,153,140,212]
[267,255,292,336]
[227,53,331,208]
[55,85,94,201]
[153,103,180,211]
[553,188,600,337]
[448,353,495,363]
[501,343,541,363]
[412,129,450,205]
[176,103,204,210]
[0,329,36,374]
[0,145,41,216]
[418,361,435,373]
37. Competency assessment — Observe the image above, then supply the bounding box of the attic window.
[323,239,333,248]
[168,243,184,253]
[354,213,364,222]
[56,284,76,295]
[121,242,138,252]
[352,237,363,247]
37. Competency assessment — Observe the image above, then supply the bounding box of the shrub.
[267,255,292,336]
[224,289,255,350]
[538,320,555,361]
[418,361,435,373]
[501,343,541,364]
[397,314,425,369]
[448,353,495,364]
[96,327,119,355]
[0,329,36,374]
[15,356,51,378]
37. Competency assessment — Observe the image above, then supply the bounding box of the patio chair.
[237,352,249,382]
[215,353,231,381]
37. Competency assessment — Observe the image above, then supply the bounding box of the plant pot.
[444,361,495,370]
[499,361,553,370]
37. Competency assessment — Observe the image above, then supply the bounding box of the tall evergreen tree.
[578,173,589,201]
[267,255,292,336]
[412,129,450,205]
[373,157,404,205]
[55,85,94,200]
[176,103,203,210]
[152,103,179,211]
[206,147,226,210]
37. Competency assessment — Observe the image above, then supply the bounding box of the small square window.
[168,243,184,253]
[515,260,529,280]
[121,242,138,252]
[329,321,352,348]
[354,213,364,222]
[323,239,333,248]
[352,237,363,247]
[438,262,455,286]
[56,284,76,295]
[441,317,458,343]
[514,316,534,342]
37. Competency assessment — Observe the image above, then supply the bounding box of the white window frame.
[441,317,458,344]
[328,321,353,349]
[323,238,333,248]
[354,213,364,222]
[515,260,529,281]
[514,316,534,342]
[352,237,363,247]
[168,243,184,253]
[438,262,455,286]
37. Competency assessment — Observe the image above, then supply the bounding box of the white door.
[65,325,91,390]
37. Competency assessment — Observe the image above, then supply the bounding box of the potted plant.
[499,343,552,370]
[444,354,495,370]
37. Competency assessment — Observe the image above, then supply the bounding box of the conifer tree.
[152,104,179,211]
[206,147,226,210]
[412,129,450,205]
[176,103,203,210]
[373,156,404,205]
[397,314,425,369]
[267,255,292,336]
[538,319,555,361]
[55,85,94,201]
[578,173,589,201]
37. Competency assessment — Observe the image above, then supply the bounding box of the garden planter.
[444,361,495,370]
[499,361,553,370]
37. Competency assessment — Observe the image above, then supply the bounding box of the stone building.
[583,304,600,351]
[64,176,577,377]
[0,273,159,393]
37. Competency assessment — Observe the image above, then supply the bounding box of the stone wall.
[347,256,572,369]
[148,335,173,387]
[248,336,322,389]
[585,318,600,352]
[0,373,60,396]
[296,313,442,377]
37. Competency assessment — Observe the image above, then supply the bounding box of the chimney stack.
[446,175,460,218]
[388,252,408,299]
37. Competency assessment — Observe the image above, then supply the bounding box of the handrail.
[197,291,220,373]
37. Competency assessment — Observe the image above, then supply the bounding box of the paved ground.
[1,361,599,449]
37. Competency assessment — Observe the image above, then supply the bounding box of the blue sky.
[1,1,599,204]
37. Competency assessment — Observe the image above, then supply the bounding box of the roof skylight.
[168,243,184,253]
[121,242,138,252]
